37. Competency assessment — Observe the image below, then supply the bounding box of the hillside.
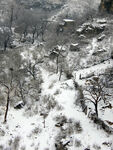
[0,0,113,150]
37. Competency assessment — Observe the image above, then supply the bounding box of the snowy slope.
[50,0,100,21]
[0,67,113,150]
[0,0,113,149]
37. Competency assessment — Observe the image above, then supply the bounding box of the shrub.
[41,95,57,111]
[93,144,101,150]
[75,139,82,147]
[54,89,61,95]
[9,136,21,150]
[54,115,67,123]
[74,121,83,133]
[63,120,83,136]
[32,127,42,135]
[56,104,64,111]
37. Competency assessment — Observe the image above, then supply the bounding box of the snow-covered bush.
[56,104,64,111]
[0,129,5,137]
[74,121,83,133]
[6,136,21,150]
[63,120,83,135]
[23,103,39,117]
[54,89,61,95]
[54,115,67,124]
[28,126,42,138]
[75,139,82,147]
[44,61,57,73]
[32,127,42,135]
[93,144,101,150]
[41,95,57,111]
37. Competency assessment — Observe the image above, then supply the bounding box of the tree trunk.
[59,66,62,81]
[4,41,7,51]
[44,118,45,128]
[4,92,10,123]
[41,32,45,41]
[23,26,28,38]
[32,33,35,44]
[56,56,59,74]
[32,27,36,44]
[9,6,14,33]
[95,102,98,117]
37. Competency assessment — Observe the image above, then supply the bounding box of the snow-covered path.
[40,71,113,150]
[74,59,113,85]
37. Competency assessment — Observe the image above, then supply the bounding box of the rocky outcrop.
[76,22,106,37]
[99,0,113,13]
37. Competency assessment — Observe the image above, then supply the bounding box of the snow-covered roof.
[63,19,75,22]
[71,43,79,46]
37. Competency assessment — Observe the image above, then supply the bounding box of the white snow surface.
[0,44,113,150]
[0,68,113,150]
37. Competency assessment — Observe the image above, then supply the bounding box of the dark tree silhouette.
[85,76,110,117]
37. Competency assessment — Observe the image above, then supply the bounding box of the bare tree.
[14,7,49,43]
[85,76,110,117]
[1,83,10,123]
[14,8,32,40]
[24,59,43,80]
[16,80,27,103]
[40,112,48,128]
[49,44,67,80]
[0,25,11,51]
[8,3,14,32]
[0,68,15,123]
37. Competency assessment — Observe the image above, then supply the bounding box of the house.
[58,19,75,33]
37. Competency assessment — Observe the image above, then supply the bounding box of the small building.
[69,43,80,52]
[58,19,75,33]
[63,19,75,26]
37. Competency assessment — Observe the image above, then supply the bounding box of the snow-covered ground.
[0,66,113,150]
[0,3,113,149]
[74,59,113,85]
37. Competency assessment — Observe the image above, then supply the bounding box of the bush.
[54,89,61,95]
[32,127,42,135]
[24,103,39,117]
[75,139,82,147]
[74,121,83,133]
[93,144,101,150]
[41,95,57,111]
[6,136,21,150]
[55,131,67,144]
[56,104,64,111]
[63,119,83,136]
[54,115,67,124]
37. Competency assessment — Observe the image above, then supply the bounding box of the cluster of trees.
[0,0,50,51]
[0,46,44,123]
[0,0,104,51]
